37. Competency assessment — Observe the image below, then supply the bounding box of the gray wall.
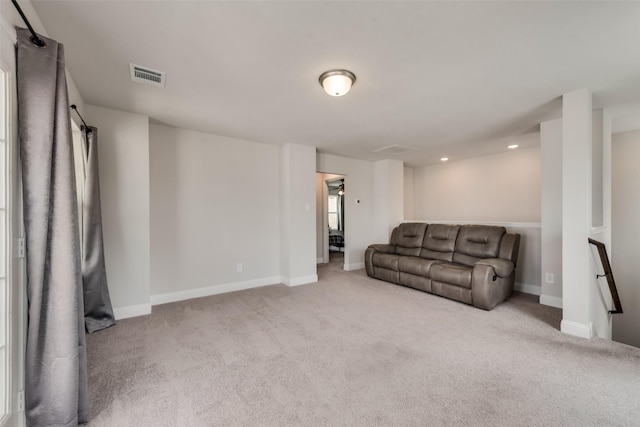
[150,124,283,299]
[612,130,640,347]
[85,105,151,318]
[409,140,542,294]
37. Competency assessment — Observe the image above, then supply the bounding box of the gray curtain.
[337,194,344,232]
[17,29,89,426]
[81,126,116,333]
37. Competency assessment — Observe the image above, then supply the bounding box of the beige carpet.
[86,255,640,426]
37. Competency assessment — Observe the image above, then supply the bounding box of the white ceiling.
[31,1,640,167]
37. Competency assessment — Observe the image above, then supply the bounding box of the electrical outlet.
[545,273,555,284]
[236,263,243,273]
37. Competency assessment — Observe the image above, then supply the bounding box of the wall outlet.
[236,263,243,273]
[545,273,555,284]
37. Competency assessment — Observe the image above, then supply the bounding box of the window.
[328,195,338,230]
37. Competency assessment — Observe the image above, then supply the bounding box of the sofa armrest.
[474,258,514,278]
[365,244,395,277]
[471,259,516,310]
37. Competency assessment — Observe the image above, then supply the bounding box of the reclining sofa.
[365,223,520,310]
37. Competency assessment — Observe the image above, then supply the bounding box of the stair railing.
[588,238,623,314]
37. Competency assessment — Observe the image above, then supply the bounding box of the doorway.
[316,173,346,268]
[327,178,345,265]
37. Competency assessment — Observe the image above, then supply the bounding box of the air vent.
[129,63,166,88]
[373,144,418,156]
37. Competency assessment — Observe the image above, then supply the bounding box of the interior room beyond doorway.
[316,173,346,268]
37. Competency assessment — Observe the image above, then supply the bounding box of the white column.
[561,88,593,338]
[280,144,317,286]
[589,109,613,339]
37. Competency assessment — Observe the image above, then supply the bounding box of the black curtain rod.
[11,0,46,48]
[70,105,92,135]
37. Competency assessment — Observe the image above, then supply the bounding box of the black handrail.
[588,238,623,314]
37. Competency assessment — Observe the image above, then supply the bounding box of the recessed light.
[440,157,449,162]
[507,144,519,149]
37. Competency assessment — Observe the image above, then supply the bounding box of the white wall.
[612,130,640,347]
[317,153,375,270]
[404,166,415,220]
[149,124,282,303]
[85,105,151,318]
[373,159,404,242]
[413,145,541,223]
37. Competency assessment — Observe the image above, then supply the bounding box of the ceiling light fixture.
[319,69,356,97]
[507,144,519,149]
[440,157,449,162]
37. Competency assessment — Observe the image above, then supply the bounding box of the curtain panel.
[17,28,89,426]
[81,126,116,333]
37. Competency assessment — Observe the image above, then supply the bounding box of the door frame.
[0,19,26,427]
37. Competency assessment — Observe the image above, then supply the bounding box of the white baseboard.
[561,320,594,339]
[150,276,283,306]
[113,303,152,320]
[540,294,563,309]
[283,275,318,287]
[317,257,324,263]
[515,282,541,296]
[345,262,364,271]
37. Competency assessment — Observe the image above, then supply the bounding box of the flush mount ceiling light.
[319,69,356,97]
[507,144,519,149]
[440,157,449,162]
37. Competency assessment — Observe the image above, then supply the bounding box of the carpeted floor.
[86,254,640,426]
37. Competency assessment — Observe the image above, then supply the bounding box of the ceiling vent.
[129,63,166,88]
[373,144,418,156]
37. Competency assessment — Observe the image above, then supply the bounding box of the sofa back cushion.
[453,225,506,267]
[420,224,460,262]
[391,223,428,256]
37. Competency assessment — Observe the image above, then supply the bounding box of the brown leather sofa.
[365,223,520,310]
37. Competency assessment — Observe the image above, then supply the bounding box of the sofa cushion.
[393,223,428,257]
[421,224,460,262]
[429,263,473,289]
[398,256,442,277]
[453,225,506,267]
[399,273,432,293]
[431,281,473,305]
[372,253,400,271]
